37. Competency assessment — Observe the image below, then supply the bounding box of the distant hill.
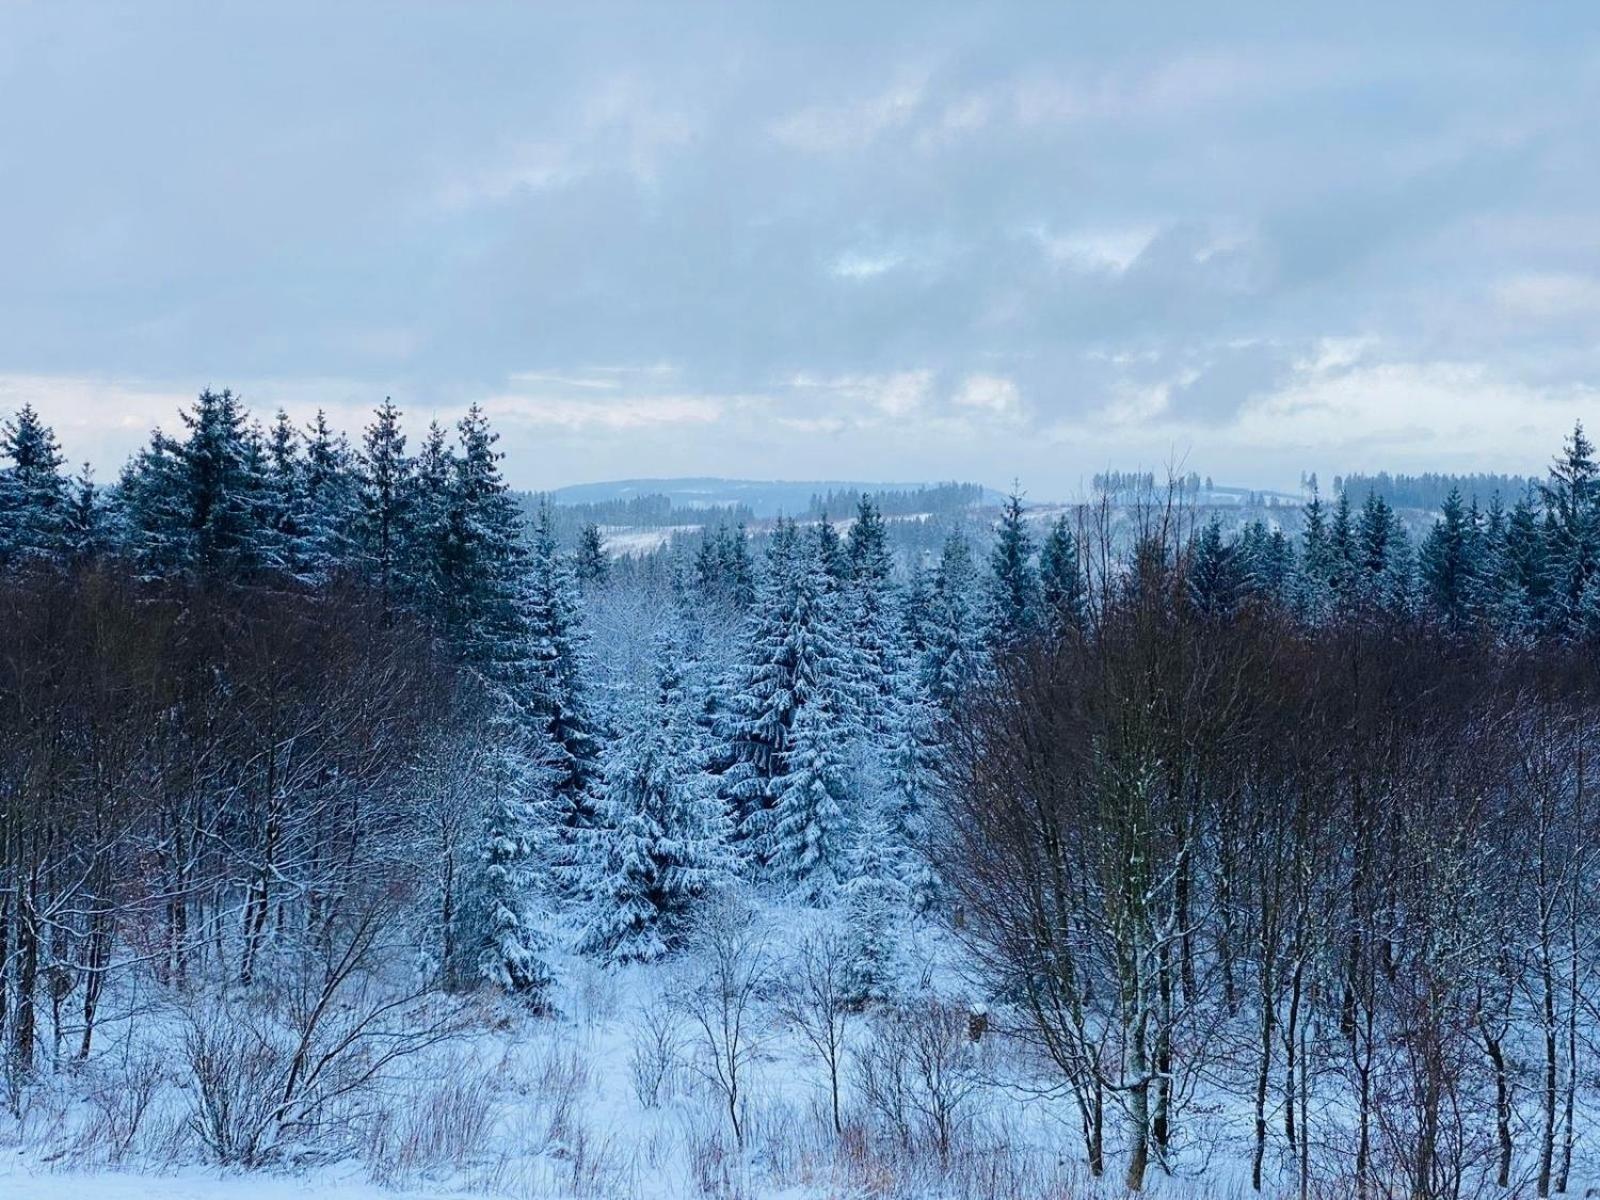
[545,477,999,519]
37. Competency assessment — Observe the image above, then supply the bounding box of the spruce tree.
[452,707,558,1008]
[525,500,600,824]
[880,666,941,910]
[1328,490,1357,604]
[575,522,610,592]
[262,409,308,578]
[1353,492,1412,616]
[298,409,359,583]
[1039,515,1086,638]
[1236,520,1294,609]
[923,531,986,708]
[841,808,906,1004]
[1503,493,1554,639]
[355,397,413,603]
[406,421,456,620]
[1299,487,1334,623]
[765,676,855,899]
[726,522,862,889]
[1186,516,1243,621]
[722,519,806,822]
[440,405,532,680]
[695,522,755,609]
[845,495,898,727]
[987,490,1040,647]
[112,430,187,575]
[1420,488,1476,632]
[814,513,849,584]
[0,403,69,565]
[115,389,270,579]
[63,464,104,561]
[579,631,734,962]
[1542,421,1600,631]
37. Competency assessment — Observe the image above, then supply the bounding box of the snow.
[0,1165,480,1200]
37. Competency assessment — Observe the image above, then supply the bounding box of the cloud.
[831,250,906,280]
[1233,357,1591,465]
[952,374,1021,416]
[1494,272,1600,321]
[485,391,730,432]
[1,5,1597,494]
[770,76,926,153]
[1035,225,1161,274]
[790,370,934,420]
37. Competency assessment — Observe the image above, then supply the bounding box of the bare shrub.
[76,1048,169,1165]
[628,998,686,1109]
[178,907,471,1166]
[857,998,984,1163]
[365,1055,498,1182]
[773,925,854,1136]
[675,898,769,1148]
[529,1037,592,1150]
[680,1100,751,1200]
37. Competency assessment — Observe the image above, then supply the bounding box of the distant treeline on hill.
[526,491,758,542]
[1091,470,1207,500]
[532,481,990,541]
[805,482,987,520]
[1333,471,1536,510]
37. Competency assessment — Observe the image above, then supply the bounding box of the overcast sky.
[2,3,1598,496]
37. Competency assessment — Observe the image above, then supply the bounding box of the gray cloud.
[1,2,1597,493]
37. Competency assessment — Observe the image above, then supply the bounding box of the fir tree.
[1351,491,1411,616]
[1419,488,1477,632]
[845,495,898,726]
[726,522,862,886]
[116,389,270,579]
[63,464,105,561]
[525,500,600,824]
[0,403,69,565]
[841,808,906,1004]
[452,707,558,1008]
[1542,421,1600,631]
[1186,516,1243,621]
[298,409,359,582]
[1039,515,1086,638]
[355,397,413,603]
[987,490,1040,647]
[923,531,986,708]
[575,522,610,592]
[436,405,532,685]
[579,631,735,962]
[407,421,456,618]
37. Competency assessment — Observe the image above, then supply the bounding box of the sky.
[2,2,1599,497]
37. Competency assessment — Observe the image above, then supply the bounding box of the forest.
[1,389,1599,1199]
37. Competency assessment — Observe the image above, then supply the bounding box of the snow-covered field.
[0,913,1327,1200]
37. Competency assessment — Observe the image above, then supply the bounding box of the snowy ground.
[0,1166,483,1200]
[2,911,1592,1200]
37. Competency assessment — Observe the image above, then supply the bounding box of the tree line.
[4,394,1600,1195]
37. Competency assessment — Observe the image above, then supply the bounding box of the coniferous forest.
[5,391,1600,1199]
